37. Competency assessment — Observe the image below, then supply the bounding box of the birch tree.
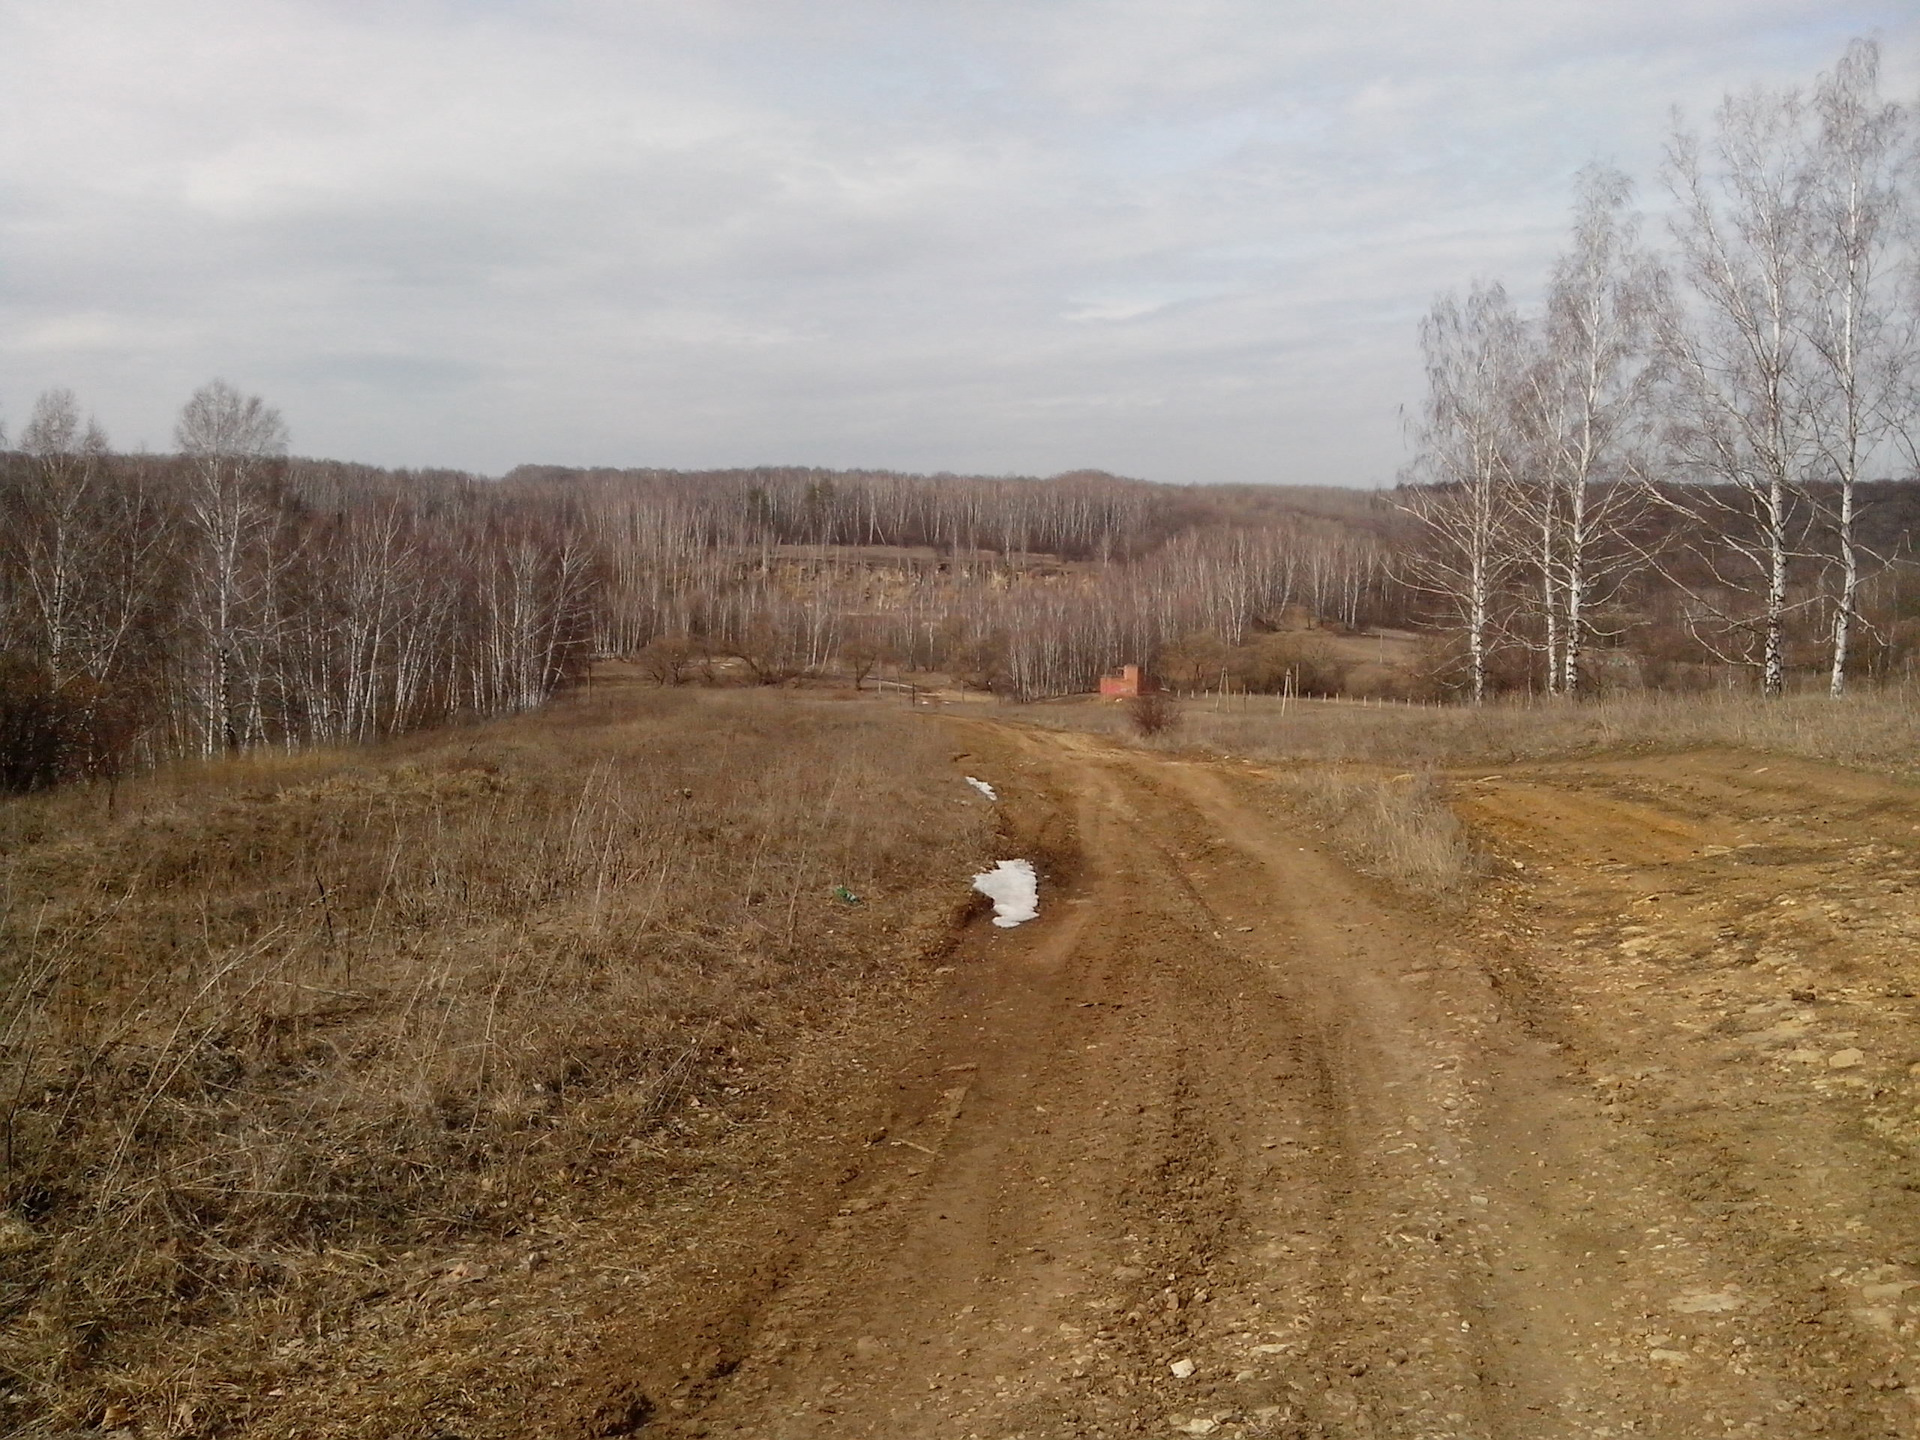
[175,380,288,753]
[1799,40,1913,695]
[7,391,168,703]
[1659,86,1822,697]
[1401,283,1526,703]
[14,390,111,686]
[1518,167,1663,694]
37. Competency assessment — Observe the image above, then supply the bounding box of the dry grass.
[1271,768,1476,893]
[1020,688,1920,773]
[1011,686,1920,893]
[0,684,986,1433]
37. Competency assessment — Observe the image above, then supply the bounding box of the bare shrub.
[0,657,142,793]
[1233,631,1346,696]
[1126,691,1181,739]
[635,632,701,685]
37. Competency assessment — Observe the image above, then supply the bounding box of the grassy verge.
[1270,767,1476,893]
[0,685,987,1432]
[1014,687,1920,772]
[1010,687,1920,892]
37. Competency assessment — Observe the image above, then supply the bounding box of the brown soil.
[244,724,1920,1438]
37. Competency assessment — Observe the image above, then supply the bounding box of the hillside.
[11,683,1920,1435]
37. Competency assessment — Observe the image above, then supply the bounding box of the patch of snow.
[965,776,998,801]
[972,859,1038,927]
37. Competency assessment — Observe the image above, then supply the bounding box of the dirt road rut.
[653,726,1908,1439]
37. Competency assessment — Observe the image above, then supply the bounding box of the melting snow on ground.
[965,776,997,801]
[972,859,1039,927]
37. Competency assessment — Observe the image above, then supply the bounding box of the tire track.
[670,727,1877,1439]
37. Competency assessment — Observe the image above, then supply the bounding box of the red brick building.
[1098,664,1157,699]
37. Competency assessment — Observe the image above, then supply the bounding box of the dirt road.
[613,724,1920,1439]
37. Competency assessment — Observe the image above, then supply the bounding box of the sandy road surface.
[637,726,1917,1440]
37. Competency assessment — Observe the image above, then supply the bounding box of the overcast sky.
[3,2,1917,487]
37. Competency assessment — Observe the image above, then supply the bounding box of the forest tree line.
[0,388,1407,789]
[11,381,1920,797]
[0,383,598,790]
[6,376,1920,792]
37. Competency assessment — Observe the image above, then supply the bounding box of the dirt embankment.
[206,722,1920,1438]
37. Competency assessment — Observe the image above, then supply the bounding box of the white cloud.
[1,0,1916,483]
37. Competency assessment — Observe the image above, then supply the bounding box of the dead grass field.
[16,680,1920,1437]
[1010,687,1920,892]
[1023,686,1920,770]
[0,683,990,1434]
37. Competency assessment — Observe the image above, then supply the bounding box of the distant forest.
[7,39,1920,789]
[0,384,1413,790]
[5,384,1920,794]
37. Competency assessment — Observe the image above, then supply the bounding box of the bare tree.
[14,390,111,687]
[1799,40,1913,695]
[469,522,597,713]
[1658,84,1827,697]
[1401,283,1527,703]
[7,392,168,704]
[1518,167,1663,694]
[175,380,289,753]
[837,622,896,690]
